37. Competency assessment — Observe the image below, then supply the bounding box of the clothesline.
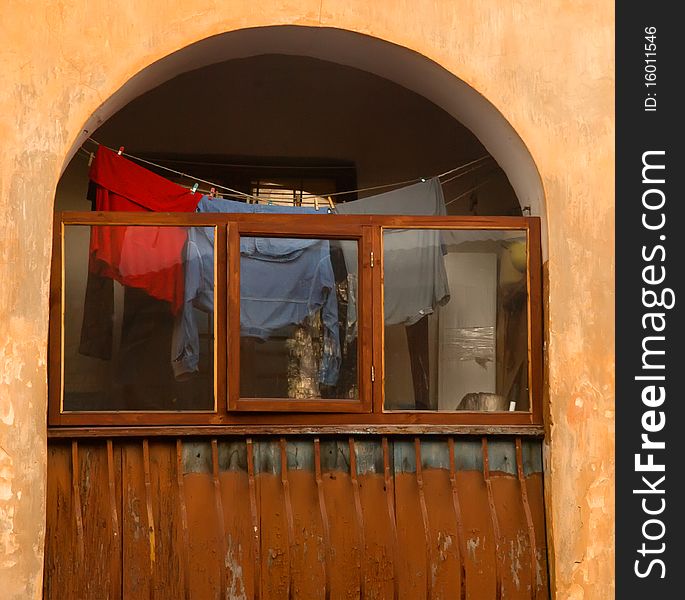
[444,177,496,207]
[84,141,266,203]
[80,138,494,206]
[123,156,359,171]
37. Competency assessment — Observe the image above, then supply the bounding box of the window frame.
[49,211,543,431]
[227,219,374,413]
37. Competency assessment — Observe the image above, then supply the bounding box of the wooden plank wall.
[44,436,549,599]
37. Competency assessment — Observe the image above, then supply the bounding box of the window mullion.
[214,223,229,416]
[226,221,241,411]
[367,225,384,414]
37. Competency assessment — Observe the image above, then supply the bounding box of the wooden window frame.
[228,220,373,413]
[49,211,543,434]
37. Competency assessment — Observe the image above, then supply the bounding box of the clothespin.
[191,183,199,194]
[209,187,216,199]
[87,152,94,166]
[314,196,319,211]
[326,196,336,213]
[117,146,124,156]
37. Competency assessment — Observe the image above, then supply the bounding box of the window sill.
[47,423,544,438]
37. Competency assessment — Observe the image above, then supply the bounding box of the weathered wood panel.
[44,436,549,599]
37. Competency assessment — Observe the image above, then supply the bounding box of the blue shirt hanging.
[171,197,340,386]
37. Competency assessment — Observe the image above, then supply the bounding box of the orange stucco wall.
[0,2,614,598]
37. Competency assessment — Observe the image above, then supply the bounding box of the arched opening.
[62,26,547,249]
[47,26,551,598]
[60,54,523,217]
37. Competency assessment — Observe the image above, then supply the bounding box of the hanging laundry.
[336,176,450,330]
[79,146,200,360]
[171,197,340,386]
[87,145,200,309]
[338,177,450,410]
[88,145,203,212]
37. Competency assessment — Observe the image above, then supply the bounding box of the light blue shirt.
[337,177,450,330]
[171,197,340,385]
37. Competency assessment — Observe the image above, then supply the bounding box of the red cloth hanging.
[87,146,201,313]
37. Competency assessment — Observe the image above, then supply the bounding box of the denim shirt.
[171,197,340,385]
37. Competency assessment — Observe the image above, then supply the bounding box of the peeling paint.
[0,448,13,502]
[437,531,453,561]
[467,536,481,561]
[508,531,528,590]
[0,447,18,568]
[226,535,247,600]
[0,400,14,426]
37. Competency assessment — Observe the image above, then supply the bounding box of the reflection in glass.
[383,229,529,412]
[239,237,358,400]
[62,225,215,411]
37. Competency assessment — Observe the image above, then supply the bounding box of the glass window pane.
[382,228,529,412]
[62,224,215,411]
[239,236,358,400]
